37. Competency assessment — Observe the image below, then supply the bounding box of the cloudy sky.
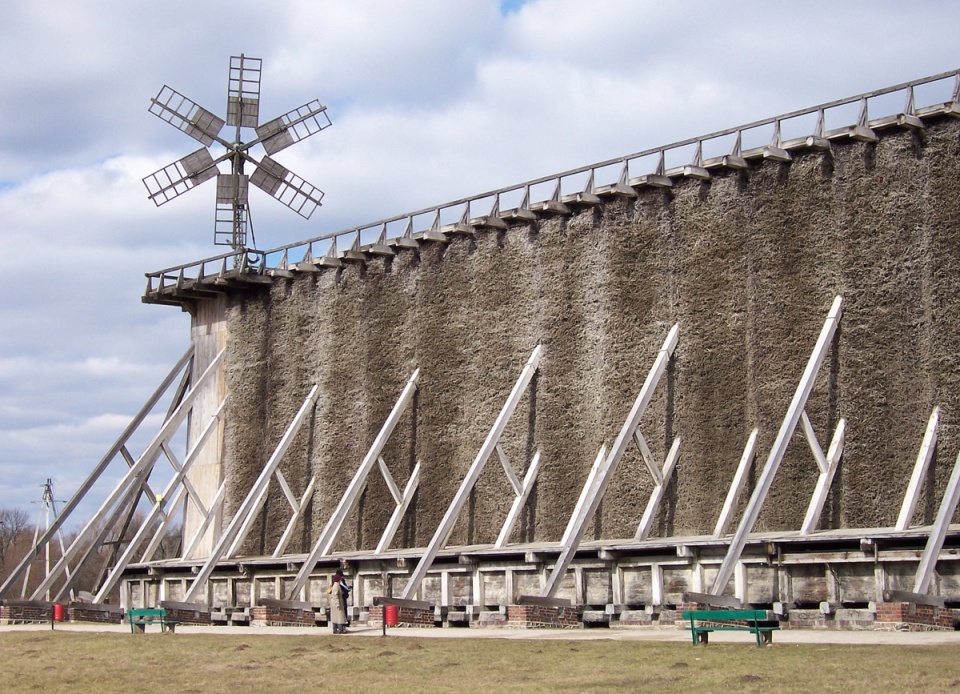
[2,0,960,526]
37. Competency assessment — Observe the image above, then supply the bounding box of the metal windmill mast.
[22,479,71,602]
[143,54,332,255]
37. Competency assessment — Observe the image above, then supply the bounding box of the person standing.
[327,569,350,634]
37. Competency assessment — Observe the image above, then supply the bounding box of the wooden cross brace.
[798,411,846,535]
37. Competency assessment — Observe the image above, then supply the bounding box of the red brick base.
[250,605,315,627]
[673,602,703,629]
[68,603,123,624]
[0,601,53,624]
[875,602,954,631]
[365,604,435,627]
[506,604,581,628]
[158,600,212,625]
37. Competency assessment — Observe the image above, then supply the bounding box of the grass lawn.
[0,631,957,692]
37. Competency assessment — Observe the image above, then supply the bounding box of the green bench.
[681,609,780,646]
[128,608,180,634]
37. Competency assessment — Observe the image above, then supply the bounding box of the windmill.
[143,54,331,253]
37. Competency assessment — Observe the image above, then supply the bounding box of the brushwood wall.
[217,118,960,557]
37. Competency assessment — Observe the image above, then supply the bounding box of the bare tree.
[0,508,33,581]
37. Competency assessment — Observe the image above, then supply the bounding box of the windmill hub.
[143,54,332,254]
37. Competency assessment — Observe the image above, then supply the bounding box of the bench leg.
[695,631,709,646]
[131,623,145,634]
[162,623,176,634]
[759,630,773,645]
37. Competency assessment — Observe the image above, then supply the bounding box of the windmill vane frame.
[143,54,332,253]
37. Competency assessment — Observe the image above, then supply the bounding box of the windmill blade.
[143,148,218,206]
[256,100,332,155]
[216,174,249,205]
[249,155,324,219]
[149,86,225,147]
[227,54,262,128]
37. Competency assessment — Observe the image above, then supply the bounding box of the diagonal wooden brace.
[495,451,542,548]
[800,418,846,534]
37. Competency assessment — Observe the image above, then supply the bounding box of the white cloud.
[1,0,960,521]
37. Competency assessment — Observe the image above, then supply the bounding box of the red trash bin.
[52,604,65,621]
[384,604,399,627]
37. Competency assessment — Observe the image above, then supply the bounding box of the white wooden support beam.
[711,296,842,597]
[159,442,209,518]
[94,486,187,602]
[800,418,846,535]
[542,325,679,599]
[48,468,153,602]
[375,462,421,554]
[633,430,662,485]
[495,450,542,548]
[713,429,758,538]
[273,475,318,558]
[651,564,664,606]
[635,438,682,541]
[120,445,164,514]
[30,349,224,601]
[496,444,524,496]
[401,346,542,600]
[183,383,320,603]
[734,562,748,603]
[800,410,829,474]
[913,447,960,595]
[378,456,403,504]
[93,399,228,601]
[273,469,300,511]
[225,469,280,558]
[143,484,188,558]
[561,445,607,546]
[179,481,226,561]
[289,369,420,598]
[897,407,940,531]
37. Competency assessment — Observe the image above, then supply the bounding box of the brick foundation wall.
[672,602,702,628]
[250,605,316,627]
[158,600,211,625]
[395,606,435,627]
[506,604,581,629]
[68,603,123,624]
[0,602,52,624]
[875,602,955,631]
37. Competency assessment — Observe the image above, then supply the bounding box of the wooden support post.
[0,346,197,601]
[287,371,420,598]
[31,349,224,603]
[800,419,846,534]
[273,475,318,558]
[183,384,320,603]
[541,325,678,599]
[561,446,607,547]
[495,451,542,548]
[376,463,421,554]
[913,448,960,595]
[635,438,681,541]
[401,347,542,600]
[713,429,758,538]
[94,399,227,601]
[897,407,940,531]
[179,482,226,561]
[711,296,843,597]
